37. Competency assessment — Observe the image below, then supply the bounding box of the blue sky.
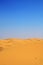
[0,0,43,39]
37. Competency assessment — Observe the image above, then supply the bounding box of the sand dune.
[0,38,43,65]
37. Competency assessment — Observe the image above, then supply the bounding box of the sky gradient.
[0,0,43,39]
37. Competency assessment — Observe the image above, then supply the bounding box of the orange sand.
[0,38,43,65]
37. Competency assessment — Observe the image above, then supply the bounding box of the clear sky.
[0,0,43,39]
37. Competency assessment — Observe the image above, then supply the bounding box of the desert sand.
[0,38,43,65]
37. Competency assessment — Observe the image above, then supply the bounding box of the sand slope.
[0,38,43,65]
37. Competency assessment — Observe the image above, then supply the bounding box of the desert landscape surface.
[0,38,43,65]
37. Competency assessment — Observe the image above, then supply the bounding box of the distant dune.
[0,38,43,65]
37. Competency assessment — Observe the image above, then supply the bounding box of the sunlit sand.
[0,38,43,65]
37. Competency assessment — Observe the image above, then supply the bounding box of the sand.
[0,38,43,65]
